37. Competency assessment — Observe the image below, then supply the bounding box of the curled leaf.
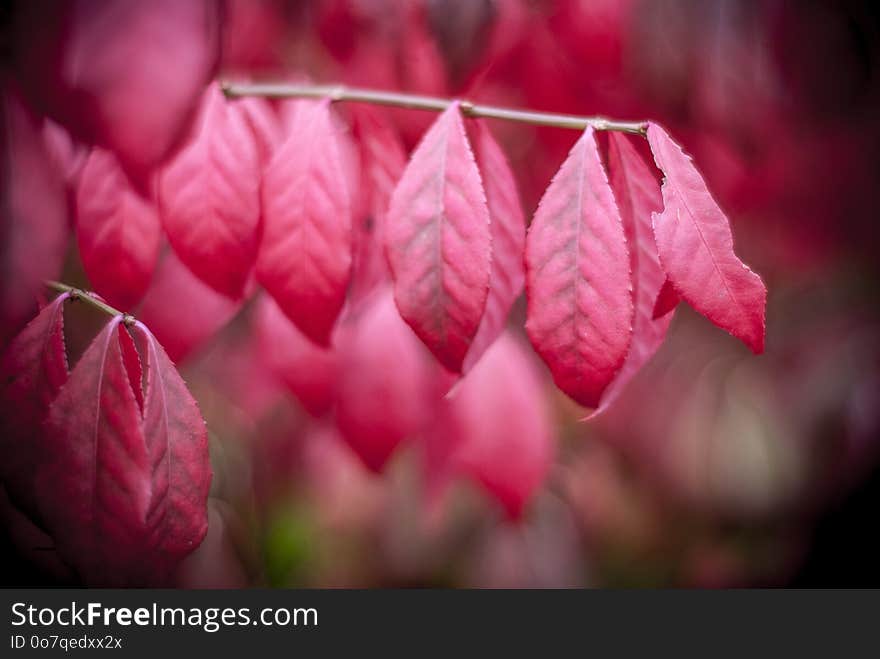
[37,316,210,585]
[647,123,766,353]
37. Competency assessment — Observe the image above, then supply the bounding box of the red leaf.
[36,316,209,585]
[443,333,554,520]
[590,133,674,416]
[133,320,211,571]
[159,87,262,299]
[348,106,407,306]
[647,123,767,353]
[0,293,69,522]
[118,320,144,413]
[462,120,525,373]
[258,99,352,346]
[37,319,150,584]
[136,249,240,363]
[1,85,69,344]
[524,127,633,408]
[653,278,680,319]
[254,295,338,418]
[76,148,161,309]
[12,0,221,183]
[336,290,437,472]
[385,102,491,373]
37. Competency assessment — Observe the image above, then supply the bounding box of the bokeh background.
[3,0,880,587]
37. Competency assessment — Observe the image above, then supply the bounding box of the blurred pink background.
[3,0,880,587]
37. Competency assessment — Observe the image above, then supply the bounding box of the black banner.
[0,589,877,656]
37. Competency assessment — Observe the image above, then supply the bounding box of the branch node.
[329,85,346,102]
[44,281,130,322]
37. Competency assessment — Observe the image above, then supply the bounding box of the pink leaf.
[37,316,209,585]
[0,293,69,522]
[336,290,437,472]
[254,295,339,418]
[258,99,352,346]
[76,148,161,309]
[159,87,262,299]
[647,123,766,353]
[590,133,674,416]
[462,120,525,373]
[1,85,69,344]
[12,0,222,183]
[443,333,554,520]
[136,249,240,363]
[385,102,491,373]
[524,127,633,408]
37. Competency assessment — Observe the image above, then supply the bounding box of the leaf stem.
[46,281,136,326]
[220,82,649,135]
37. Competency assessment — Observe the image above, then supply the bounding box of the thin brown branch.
[220,82,649,135]
[46,281,135,326]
